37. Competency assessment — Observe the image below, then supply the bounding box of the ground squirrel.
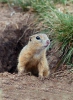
[17,33,50,78]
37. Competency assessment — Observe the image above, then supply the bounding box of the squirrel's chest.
[27,53,41,66]
[25,53,42,75]
[29,54,41,65]
[33,53,41,60]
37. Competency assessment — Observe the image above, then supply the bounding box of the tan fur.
[17,33,50,78]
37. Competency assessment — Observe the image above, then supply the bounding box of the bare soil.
[0,3,36,73]
[0,3,73,100]
[0,71,73,100]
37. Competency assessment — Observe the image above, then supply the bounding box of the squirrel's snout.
[46,40,50,45]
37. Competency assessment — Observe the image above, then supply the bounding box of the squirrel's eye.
[36,36,40,40]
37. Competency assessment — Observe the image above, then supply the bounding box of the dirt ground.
[0,3,73,100]
[0,71,73,100]
[0,3,37,73]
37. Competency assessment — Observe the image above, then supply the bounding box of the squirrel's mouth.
[44,43,50,48]
[44,45,48,47]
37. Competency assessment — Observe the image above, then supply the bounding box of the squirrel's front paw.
[38,75,44,81]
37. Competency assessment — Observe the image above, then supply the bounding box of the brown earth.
[0,3,73,100]
[0,3,37,73]
[0,71,73,100]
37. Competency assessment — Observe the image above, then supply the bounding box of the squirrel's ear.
[29,36,32,41]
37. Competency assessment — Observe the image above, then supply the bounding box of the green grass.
[30,1,73,66]
[0,0,7,3]
[53,12,73,66]
[0,0,73,67]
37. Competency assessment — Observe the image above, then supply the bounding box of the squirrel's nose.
[46,40,50,45]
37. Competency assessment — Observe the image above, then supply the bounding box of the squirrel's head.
[28,33,50,50]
